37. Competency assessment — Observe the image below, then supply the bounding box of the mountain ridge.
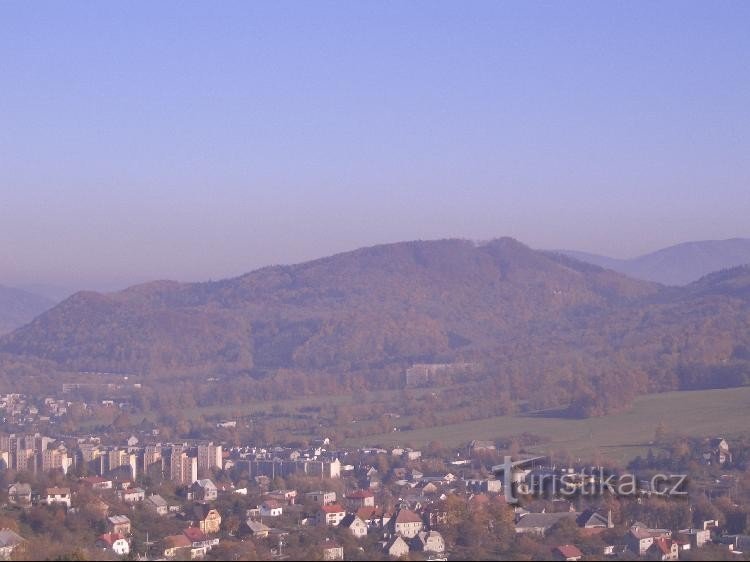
[0,284,56,335]
[0,237,660,376]
[557,237,750,286]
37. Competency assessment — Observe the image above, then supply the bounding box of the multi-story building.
[196,443,223,476]
[249,458,341,480]
[144,445,163,475]
[170,446,198,485]
[105,448,138,479]
[41,447,71,474]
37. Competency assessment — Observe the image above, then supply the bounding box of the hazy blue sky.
[2,1,749,292]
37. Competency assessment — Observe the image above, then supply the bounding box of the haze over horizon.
[2,1,749,291]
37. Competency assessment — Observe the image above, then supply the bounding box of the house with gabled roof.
[552,544,583,561]
[0,528,26,559]
[384,535,410,558]
[356,506,392,529]
[389,508,424,538]
[321,540,344,561]
[145,493,169,516]
[345,489,375,509]
[626,522,672,556]
[191,478,218,502]
[7,483,32,507]
[96,532,130,556]
[260,499,283,517]
[163,534,191,559]
[647,537,679,561]
[192,504,222,534]
[577,508,613,529]
[340,514,368,538]
[515,511,579,537]
[243,519,270,538]
[410,530,445,553]
[107,514,131,536]
[43,487,71,508]
[317,503,346,527]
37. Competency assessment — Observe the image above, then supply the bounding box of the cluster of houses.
[510,500,724,560]
[0,425,746,560]
[246,487,446,559]
[0,393,70,426]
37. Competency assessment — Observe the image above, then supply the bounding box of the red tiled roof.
[356,507,382,520]
[183,527,207,542]
[395,509,422,524]
[321,503,345,514]
[81,476,107,483]
[164,534,191,549]
[98,533,124,546]
[554,544,583,558]
[652,538,673,555]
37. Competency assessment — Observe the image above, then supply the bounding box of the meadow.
[349,386,750,463]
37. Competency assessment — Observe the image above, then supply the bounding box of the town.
[0,391,748,561]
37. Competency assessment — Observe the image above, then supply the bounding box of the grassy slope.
[348,387,750,463]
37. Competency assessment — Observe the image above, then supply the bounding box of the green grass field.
[348,386,750,463]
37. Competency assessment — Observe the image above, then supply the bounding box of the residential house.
[163,534,192,559]
[403,449,422,461]
[577,508,613,529]
[321,541,344,561]
[80,476,113,490]
[702,437,733,465]
[193,504,222,534]
[357,506,392,529]
[345,490,375,509]
[390,508,424,538]
[647,537,679,561]
[677,528,711,549]
[317,504,347,527]
[183,527,219,558]
[515,512,579,537]
[306,490,336,505]
[626,522,671,556]
[0,529,25,560]
[553,544,583,561]
[145,494,169,516]
[107,515,131,536]
[260,500,283,517]
[243,519,270,538]
[410,530,445,554]
[266,489,297,505]
[7,483,32,507]
[96,533,130,556]
[88,497,110,519]
[384,535,410,558]
[43,487,71,508]
[720,535,750,552]
[119,487,145,503]
[464,478,503,494]
[627,524,655,556]
[191,479,218,502]
[340,514,368,538]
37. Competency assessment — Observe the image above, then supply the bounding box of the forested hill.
[0,238,657,375]
[2,238,750,417]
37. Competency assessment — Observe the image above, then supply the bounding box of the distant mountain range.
[558,238,750,286]
[2,236,750,416]
[0,285,56,335]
